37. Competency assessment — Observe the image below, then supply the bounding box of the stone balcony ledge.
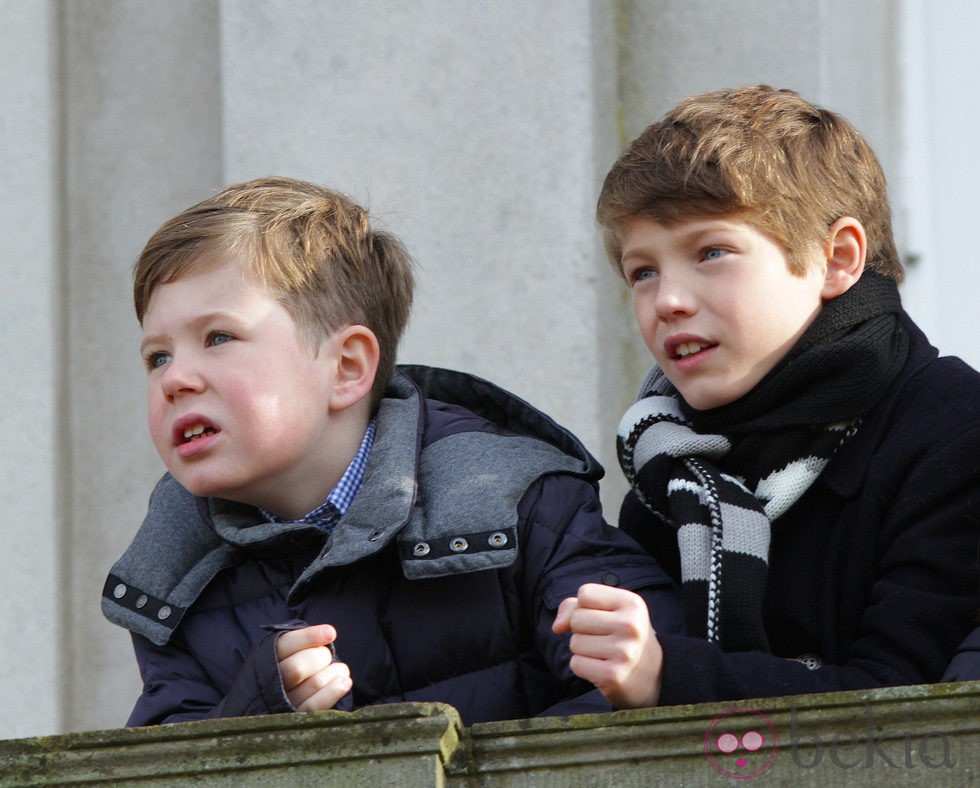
[1,680,977,786]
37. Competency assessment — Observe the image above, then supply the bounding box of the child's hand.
[552,583,663,708]
[275,624,353,712]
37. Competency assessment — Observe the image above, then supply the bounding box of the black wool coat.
[620,315,980,705]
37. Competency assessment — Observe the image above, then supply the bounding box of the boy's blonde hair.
[597,85,903,282]
[134,176,415,403]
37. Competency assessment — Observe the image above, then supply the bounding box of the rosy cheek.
[146,405,167,446]
[632,303,657,337]
[148,423,164,449]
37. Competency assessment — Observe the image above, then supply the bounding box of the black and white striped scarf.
[617,272,908,652]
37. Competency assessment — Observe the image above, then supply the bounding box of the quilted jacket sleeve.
[127,629,293,726]
[516,473,684,715]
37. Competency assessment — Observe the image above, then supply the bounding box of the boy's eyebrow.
[624,219,742,253]
[139,334,166,355]
[139,311,246,354]
[675,219,742,242]
[620,247,648,264]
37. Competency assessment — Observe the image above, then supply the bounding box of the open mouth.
[673,341,717,359]
[181,423,217,443]
[173,419,220,447]
[184,424,215,443]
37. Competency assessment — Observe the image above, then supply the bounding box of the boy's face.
[620,216,828,410]
[140,259,346,516]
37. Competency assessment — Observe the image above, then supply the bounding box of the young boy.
[102,176,681,725]
[554,86,979,708]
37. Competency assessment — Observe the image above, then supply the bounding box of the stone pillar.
[0,0,62,740]
[617,0,901,154]
[895,0,980,369]
[61,0,222,732]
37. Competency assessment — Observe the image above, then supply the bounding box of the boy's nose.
[654,274,697,319]
[159,358,205,401]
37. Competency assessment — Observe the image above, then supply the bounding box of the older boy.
[103,177,681,725]
[554,86,979,708]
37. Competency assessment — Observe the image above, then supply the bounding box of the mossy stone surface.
[2,683,977,786]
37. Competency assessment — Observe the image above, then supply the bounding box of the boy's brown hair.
[134,176,415,403]
[597,85,903,283]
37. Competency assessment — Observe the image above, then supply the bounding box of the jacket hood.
[398,364,602,479]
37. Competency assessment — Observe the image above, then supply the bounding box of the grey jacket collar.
[103,366,597,645]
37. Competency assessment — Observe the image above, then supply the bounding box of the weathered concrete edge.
[1,683,977,784]
[460,681,980,774]
[0,701,464,784]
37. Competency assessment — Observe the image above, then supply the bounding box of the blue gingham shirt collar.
[260,420,375,531]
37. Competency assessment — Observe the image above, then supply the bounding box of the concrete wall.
[0,0,972,737]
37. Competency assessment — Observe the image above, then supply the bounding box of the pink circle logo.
[704,707,779,780]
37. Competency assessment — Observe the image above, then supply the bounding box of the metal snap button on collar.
[488,532,508,548]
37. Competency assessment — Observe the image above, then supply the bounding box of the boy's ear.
[821,217,866,301]
[327,325,380,413]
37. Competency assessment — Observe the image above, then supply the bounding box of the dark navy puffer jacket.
[103,366,682,726]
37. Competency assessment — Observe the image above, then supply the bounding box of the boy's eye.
[207,331,234,347]
[703,247,728,261]
[628,267,657,285]
[146,351,171,371]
